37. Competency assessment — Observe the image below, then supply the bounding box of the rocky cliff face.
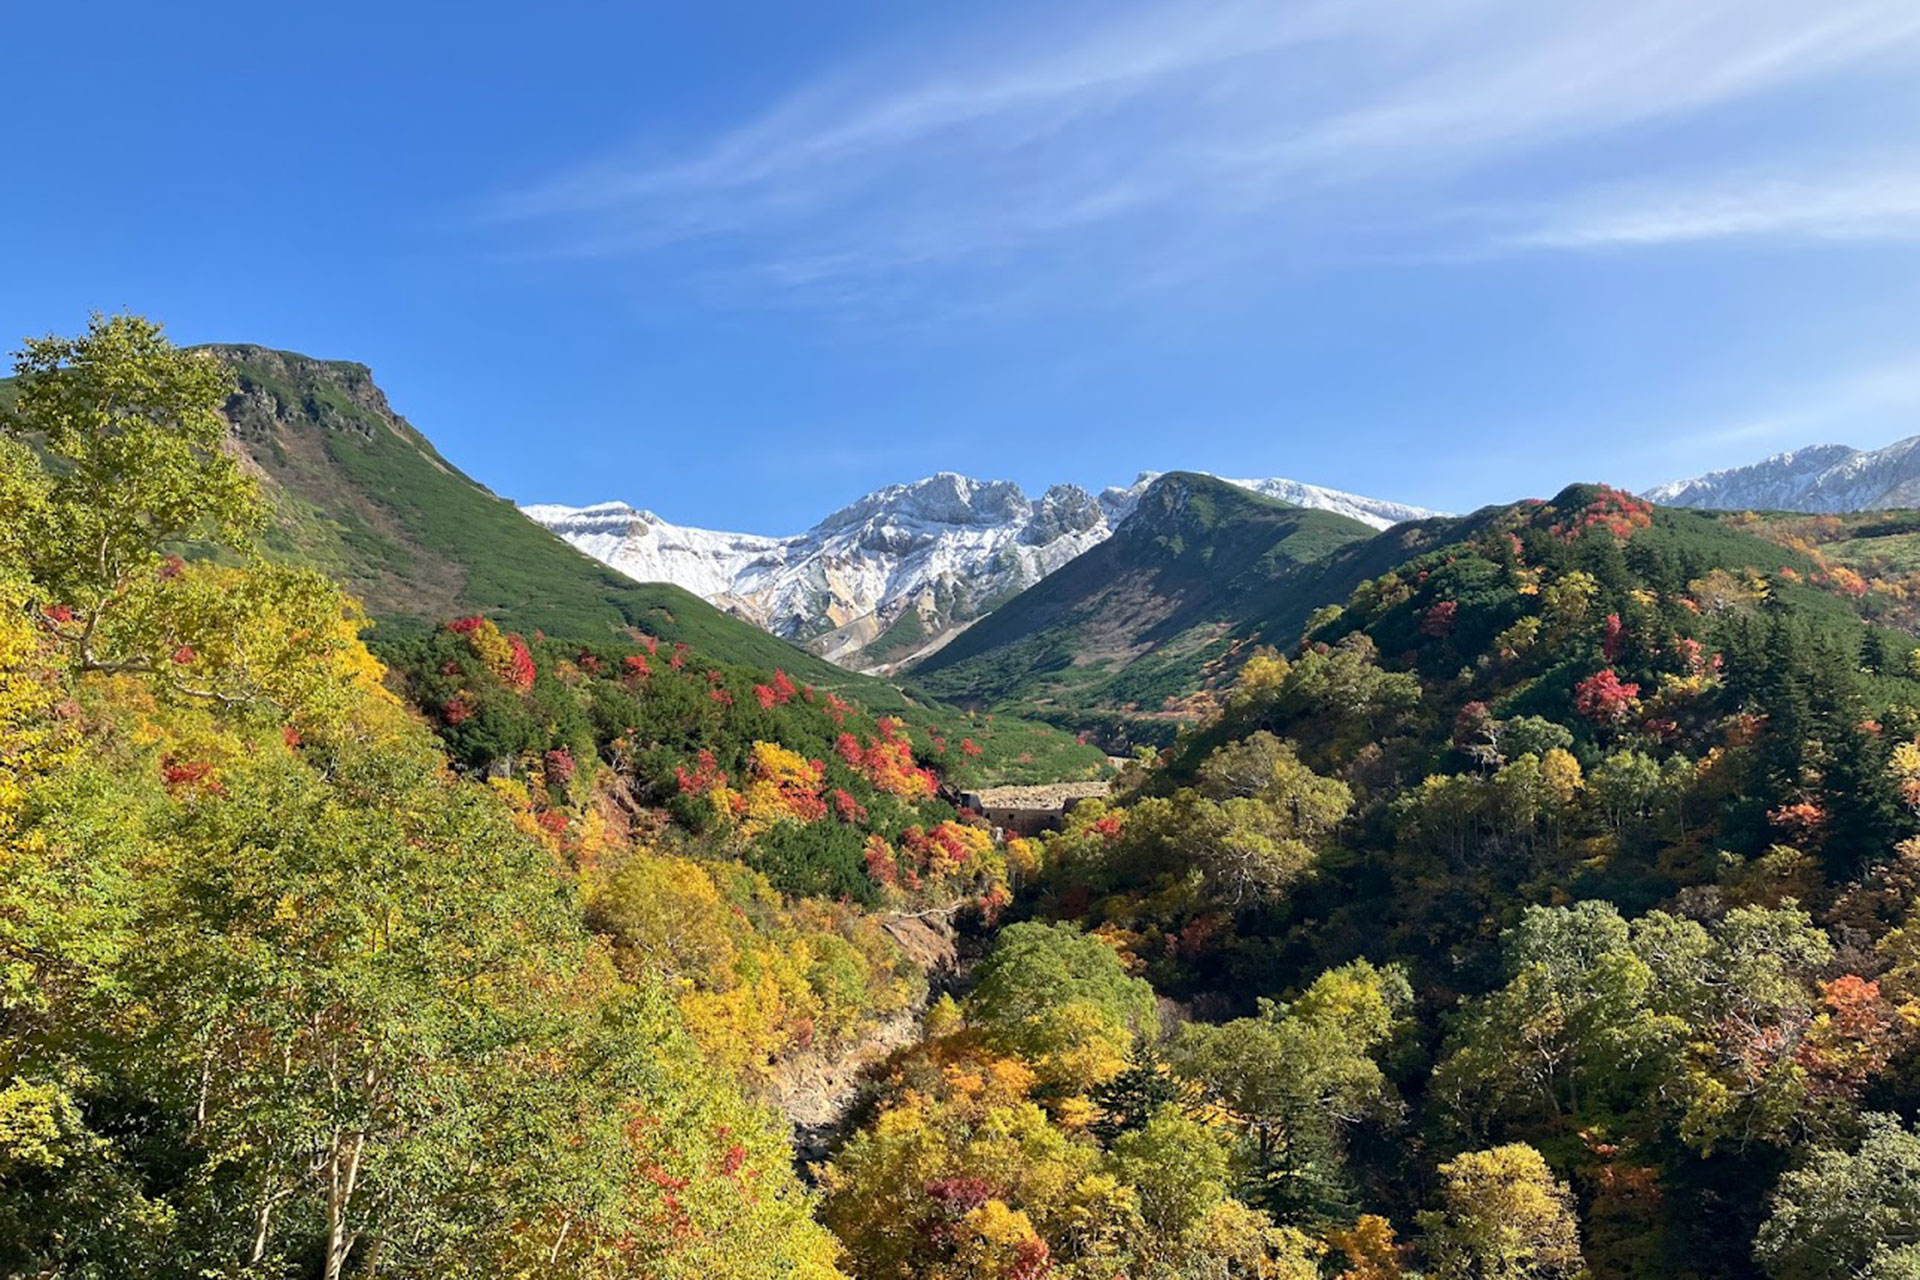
[1647,436,1920,513]
[213,345,400,442]
[525,471,1438,671]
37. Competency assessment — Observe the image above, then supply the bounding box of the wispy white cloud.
[1513,161,1920,248]
[488,0,1920,306]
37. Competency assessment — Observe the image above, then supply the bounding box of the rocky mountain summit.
[1647,435,1920,513]
[525,471,1439,670]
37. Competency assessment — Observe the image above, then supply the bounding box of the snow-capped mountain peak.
[524,471,1441,671]
[1645,435,1920,513]
[814,471,1032,533]
[519,501,788,604]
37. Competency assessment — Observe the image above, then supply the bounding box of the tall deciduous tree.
[1418,1144,1586,1280]
[1172,961,1410,1221]
[1755,1114,1920,1280]
[967,921,1158,1091]
[3,313,261,674]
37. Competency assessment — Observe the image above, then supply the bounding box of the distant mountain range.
[903,476,1920,747]
[110,343,1912,753]
[195,343,1920,722]
[1647,435,1920,513]
[525,474,1440,671]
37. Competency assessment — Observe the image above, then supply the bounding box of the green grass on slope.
[910,472,1378,721]
[6,343,1108,779]
[914,478,1920,747]
[194,346,935,708]
[1684,507,1920,654]
[1717,506,1920,584]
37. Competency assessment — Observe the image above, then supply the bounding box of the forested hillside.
[892,482,1920,1280]
[13,317,1920,1280]
[0,317,1096,1277]
[917,467,1920,766]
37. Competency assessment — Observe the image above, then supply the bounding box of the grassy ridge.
[910,472,1379,733]
[198,346,947,706]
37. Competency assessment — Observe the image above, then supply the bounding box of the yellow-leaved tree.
[0,316,850,1280]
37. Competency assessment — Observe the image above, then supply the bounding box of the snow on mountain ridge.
[524,471,1441,671]
[1103,472,1443,530]
[814,472,1034,533]
[1645,435,1920,513]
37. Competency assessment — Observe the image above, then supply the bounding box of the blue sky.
[5,0,1919,534]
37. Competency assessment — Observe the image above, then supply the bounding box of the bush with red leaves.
[1421,600,1459,638]
[1574,669,1641,725]
[503,635,536,692]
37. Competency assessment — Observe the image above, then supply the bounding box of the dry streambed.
[766,909,965,1168]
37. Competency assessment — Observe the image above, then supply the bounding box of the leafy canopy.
[3,313,261,674]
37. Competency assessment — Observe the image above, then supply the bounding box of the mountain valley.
[526,472,1440,671]
[14,317,1920,1280]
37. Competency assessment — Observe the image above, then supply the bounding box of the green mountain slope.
[182,346,1107,779]
[909,472,1379,729]
[190,345,943,711]
[1689,507,1920,636]
[910,474,1920,747]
